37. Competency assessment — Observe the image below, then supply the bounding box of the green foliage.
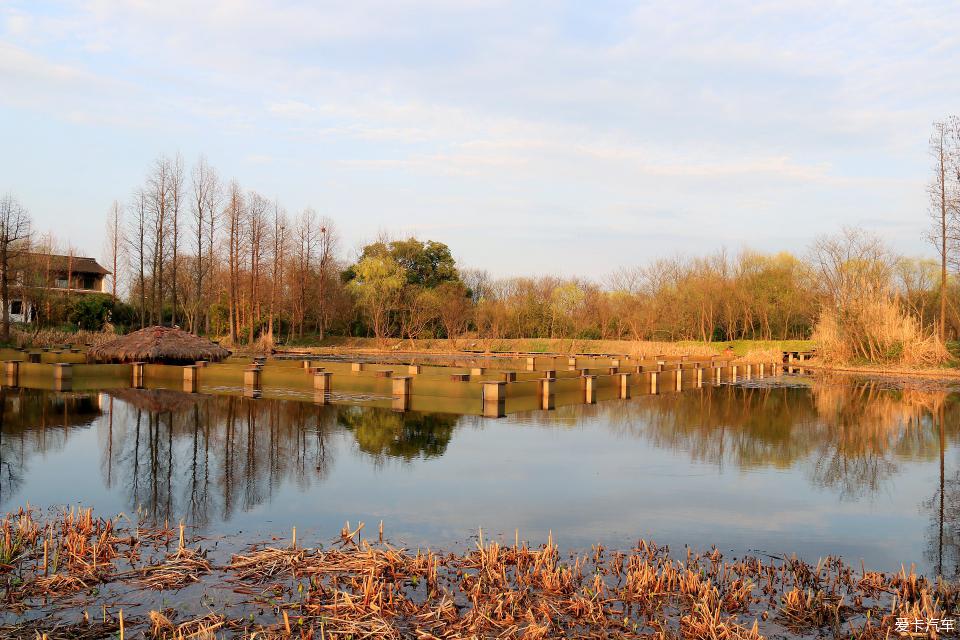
[68,294,115,331]
[349,238,460,288]
[109,301,137,329]
[347,254,407,338]
[948,341,960,360]
[337,406,457,461]
[350,255,407,293]
[208,302,230,336]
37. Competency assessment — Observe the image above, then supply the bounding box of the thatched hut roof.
[88,326,231,364]
[108,388,205,413]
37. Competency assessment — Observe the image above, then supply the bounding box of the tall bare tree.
[129,190,148,328]
[292,209,317,339]
[225,181,244,344]
[316,217,338,339]
[267,201,287,344]
[0,194,31,341]
[190,156,221,333]
[929,118,958,341]
[146,156,173,324]
[246,191,269,344]
[169,154,185,326]
[104,200,125,301]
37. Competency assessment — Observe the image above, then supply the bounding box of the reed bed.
[0,506,956,639]
[813,299,950,367]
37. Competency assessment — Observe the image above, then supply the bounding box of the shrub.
[68,295,115,331]
[109,301,138,330]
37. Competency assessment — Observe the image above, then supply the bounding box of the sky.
[1,0,958,278]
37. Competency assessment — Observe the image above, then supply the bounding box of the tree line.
[100,152,835,345]
[0,124,956,358]
[95,152,951,348]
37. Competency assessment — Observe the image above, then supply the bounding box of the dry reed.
[814,297,950,367]
[2,506,957,639]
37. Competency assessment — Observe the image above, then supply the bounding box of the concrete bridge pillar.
[183,365,200,393]
[482,381,507,418]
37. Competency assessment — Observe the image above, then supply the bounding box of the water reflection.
[0,388,103,501]
[0,379,958,571]
[104,392,342,526]
[338,407,457,463]
[589,381,956,500]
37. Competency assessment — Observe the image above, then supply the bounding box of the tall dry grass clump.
[813,296,949,367]
[810,227,952,368]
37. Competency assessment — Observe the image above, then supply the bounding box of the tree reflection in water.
[337,406,457,463]
[0,380,957,564]
[0,388,103,504]
[589,379,957,500]
[1,390,462,526]
[106,392,344,526]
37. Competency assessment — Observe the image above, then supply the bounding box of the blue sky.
[1,1,957,277]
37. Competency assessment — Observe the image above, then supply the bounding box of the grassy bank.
[282,336,813,360]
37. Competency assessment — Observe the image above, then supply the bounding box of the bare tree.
[169,154,185,326]
[0,194,31,341]
[246,191,269,344]
[104,200,125,301]
[929,119,959,341]
[129,190,148,328]
[316,217,338,339]
[145,156,173,325]
[810,226,894,309]
[190,156,221,333]
[267,201,287,344]
[225,181,244,344]
[205,170,219,334]
[292,209,317,339]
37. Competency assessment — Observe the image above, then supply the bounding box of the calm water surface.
[2,376,959,576]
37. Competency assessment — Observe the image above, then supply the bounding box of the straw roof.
[108,388,205,413]
[88,326,230,364]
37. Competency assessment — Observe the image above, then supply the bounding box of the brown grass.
[3,505,958,639]
[11,327,117,349]
[813,297,950,367]
[286,336,781,363]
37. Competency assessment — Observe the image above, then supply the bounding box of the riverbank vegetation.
[0,504,954,639]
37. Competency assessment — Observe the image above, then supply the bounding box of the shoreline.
[798,363,960,383]
[270,339,960,384]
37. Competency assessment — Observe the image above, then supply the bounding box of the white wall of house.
[4,299,34,323]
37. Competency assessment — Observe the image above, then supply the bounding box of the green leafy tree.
[348,238,459,288]
[347,254,406,342]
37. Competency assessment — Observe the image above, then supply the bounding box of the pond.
[2,375,959,578]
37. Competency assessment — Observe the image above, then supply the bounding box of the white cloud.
[1,0,955,273]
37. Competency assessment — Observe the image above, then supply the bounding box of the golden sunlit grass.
[293,336,791,364]
[1,506,957,639]
[814,299,950,367]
